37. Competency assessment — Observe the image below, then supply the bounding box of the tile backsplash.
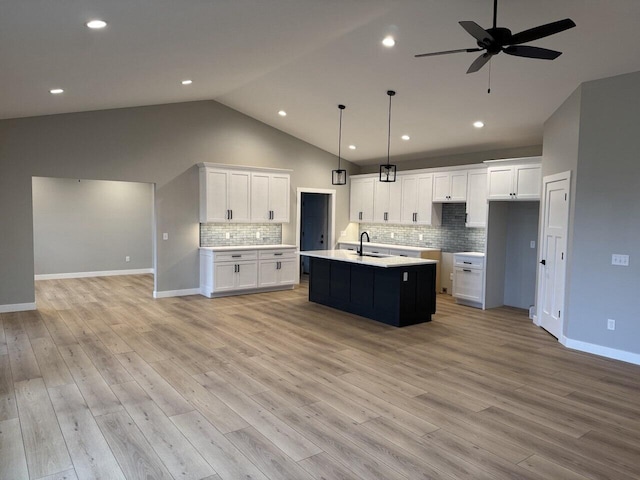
[359,203,485,253]
[200,223,282,247]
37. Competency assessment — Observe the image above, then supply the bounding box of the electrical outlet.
[530,241,536,249]
[419,234,423,241]
[162,233,168,240]
[391,232,395,239]
[256,232,260,239]
[225,232,230,239]
[611,254,629,266]
[125,256,130,262]
[607,318,616,330]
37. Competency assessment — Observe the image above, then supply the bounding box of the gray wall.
[358,145,543,173]
[32,177,153,275]
[0,100,357,304]
[504,202,539,310]
[562,72,640,353]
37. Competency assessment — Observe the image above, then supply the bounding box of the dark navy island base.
[307,256,437,327]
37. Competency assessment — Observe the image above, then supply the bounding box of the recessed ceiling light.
[181,80,193,85]
[382,36,395,47]
[278,110,287,117]
[349,145,356,150]
[86,20,107,29]
[473,121,485,128]
[49,88,64,95]
[401,135,410,141]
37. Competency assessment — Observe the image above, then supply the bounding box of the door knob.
[540,259,546,265]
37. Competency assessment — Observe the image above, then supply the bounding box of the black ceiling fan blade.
[415,47,483,58]
[509,18,576,45]
[459,21,495,45]
[467,52,492,73]
[504,45,562,60]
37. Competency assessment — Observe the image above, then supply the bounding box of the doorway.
[296,188,335,275]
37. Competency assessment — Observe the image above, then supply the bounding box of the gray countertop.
[300,249,438,268]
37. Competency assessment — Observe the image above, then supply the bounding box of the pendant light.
[332,104,347,185]
[379,90,397,182]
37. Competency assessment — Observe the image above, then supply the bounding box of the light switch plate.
[225,232,230,239]
[530,241,536,249]
[419,234,423,241]
[162,233,168,240]
[612,254,629,266]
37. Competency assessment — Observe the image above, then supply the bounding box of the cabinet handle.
[232,255,241,258]
[463,261,472,264]
[274,252,283,256]
[463,269,472,272]
[359,211,362,220]
[277,261,281,270]
[229,209,233,219]
[384,212,388,221]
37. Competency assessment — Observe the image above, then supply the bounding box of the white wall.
[32,177,153,276]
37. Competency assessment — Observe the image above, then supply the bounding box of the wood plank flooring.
[1,274,639,479]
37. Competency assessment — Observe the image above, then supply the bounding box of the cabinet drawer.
[214,250,258,262]
[453,255,484,269]
[259,249,296,260]
[453,267,483,302]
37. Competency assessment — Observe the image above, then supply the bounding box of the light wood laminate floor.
[1,274,639,479]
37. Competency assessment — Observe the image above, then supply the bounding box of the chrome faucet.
[358,231,370,256]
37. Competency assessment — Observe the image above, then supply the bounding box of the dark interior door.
[300,193,329,274]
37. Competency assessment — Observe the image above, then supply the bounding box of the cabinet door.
[487,166,514,200]
[236,262,258,289]
[228,171,251,222]
[514,165,541,200]
[269,174,290,222]
[213,263,236,292]
[466,170,487,227]
[373,181,389,223]
[449,171,468,201]
[279,259,297,285]
[387,181,402,223]
[258,260,278,287]
[250,173,270,221]
[416,174,437,225]
[350,178,374,222]
[432,173,451,202]
[203,169,229,222]
[400,176,418,224]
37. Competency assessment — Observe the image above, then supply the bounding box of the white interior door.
[537,171,570,339]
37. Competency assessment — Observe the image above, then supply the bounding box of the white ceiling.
[3,0,640,165]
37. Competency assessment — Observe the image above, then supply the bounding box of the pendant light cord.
[338,107,343,169]
[387,91,394,167]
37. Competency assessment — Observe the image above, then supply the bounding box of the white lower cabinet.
[200,247,296,297]
[258,250,297,287]
[452,253,485,308]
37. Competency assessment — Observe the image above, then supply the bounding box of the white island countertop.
[199,244,296,252]
[300,249,438,268]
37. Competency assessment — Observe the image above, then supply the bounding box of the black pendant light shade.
[380,90,397,182]
[332,104,347,185]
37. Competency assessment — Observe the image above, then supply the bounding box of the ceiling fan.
[415,0,576,73]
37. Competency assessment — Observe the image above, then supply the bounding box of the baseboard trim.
[153,288,201,299]
[562,337,640,366]
[35,268,154,280]
[0,302,37,313]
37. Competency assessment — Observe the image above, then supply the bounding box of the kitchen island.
[300,249,437,327]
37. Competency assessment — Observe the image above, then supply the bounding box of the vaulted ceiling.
[3,0,640,164]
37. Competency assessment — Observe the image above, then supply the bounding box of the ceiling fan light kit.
[415,0,576,74]
[332,104,347,186]
[379,90,397,183]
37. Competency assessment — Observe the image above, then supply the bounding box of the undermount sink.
[348,252,390,258]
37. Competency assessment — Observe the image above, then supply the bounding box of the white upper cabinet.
[200,167,251,222]
[433,171,468,202]
[465,169,488,227]
[350,177,374,223]
[250,172,290,222]
[199,164,290,223]
[486,158,541,200]
[373,180,402,223]
[401,173,441,226]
